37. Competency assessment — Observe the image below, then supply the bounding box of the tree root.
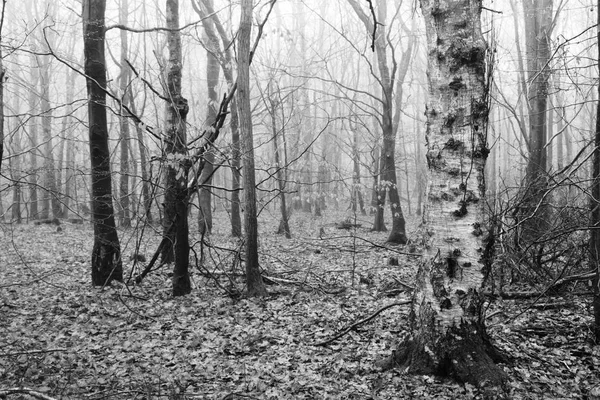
[376,329,510,398]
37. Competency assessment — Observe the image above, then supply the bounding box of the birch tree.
[379,0,508,391]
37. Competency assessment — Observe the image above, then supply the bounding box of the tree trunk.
[128,92,153,224]
[590,0,600,344]
[238,0,267,297]
[520,0,553,243]
[163,0,191,296]
[196,0,242,237]
[370,141,381,219]
[83,0,123,286]
[230,97,242,237]
[346,0,407,243]
[269,91,291,238]
[198,41,219,235]
[39,48,60,220]
[351,123,366,215]
[384,0,508,391]
[10,59,21,223]
[118,0,131,228]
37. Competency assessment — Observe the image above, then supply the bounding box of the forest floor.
[0,209,599,399]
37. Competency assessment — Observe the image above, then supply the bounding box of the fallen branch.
[313,300,411,346]
[0,348,66,357]
[0,387,58,400]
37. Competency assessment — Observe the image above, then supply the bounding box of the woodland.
[1,0,600,399]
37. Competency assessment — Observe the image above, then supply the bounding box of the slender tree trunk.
[520,0,553,243]
[347,0,407,243]
[118,0,131,228]
[370,141,381,218]
[163,0,191,296]
[230,97,242,237]
[83,0,123,285]
[238,0,266,297]
[269,94,291,238]
[196,0,242,237]
[384,0,508,391]
[351,123,366,215]
[39,50,60,219]
[128,93,153,224]
[198,41,219,235]
[10,57,20,223]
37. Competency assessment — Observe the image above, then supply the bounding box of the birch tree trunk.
[163,0,191,296]
[238,0,267,297]
[83,0,123,285]
[382,0,508,391]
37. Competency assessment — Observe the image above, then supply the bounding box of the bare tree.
[197,29,218,236]
[519,0,554,242]
[238,0,267,297]
[379,0,508,391]
[194,0,242,237]
[118,0,131,228]
[163,0,191,296]
[83,0,123,285]
[346,0,408,244]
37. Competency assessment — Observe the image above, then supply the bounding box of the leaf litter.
[0,211,598,399]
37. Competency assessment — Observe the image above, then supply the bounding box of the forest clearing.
[1,212,598,399]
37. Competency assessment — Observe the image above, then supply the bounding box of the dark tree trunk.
[238,0,266,297]
[83,0,123,286]
[164,0,191,296]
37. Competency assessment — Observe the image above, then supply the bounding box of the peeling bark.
[384,0,508,392]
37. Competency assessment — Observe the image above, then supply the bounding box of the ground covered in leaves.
[1,211,599,399]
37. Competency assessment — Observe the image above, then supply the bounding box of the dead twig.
[0,348,66,357]
[0,387,58,400]
[313,300,411,346]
